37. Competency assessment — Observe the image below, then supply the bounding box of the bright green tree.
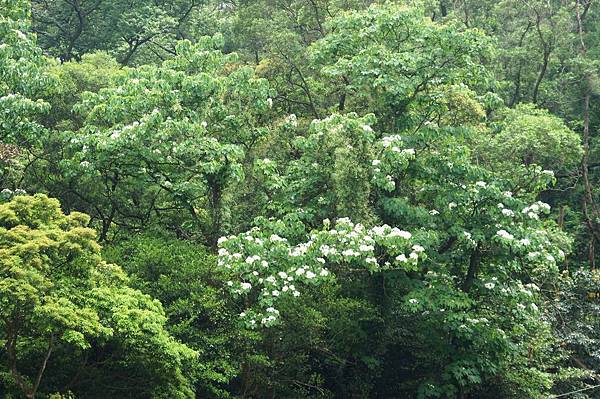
[0,194,195,398]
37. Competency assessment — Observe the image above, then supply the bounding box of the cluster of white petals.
[217,218,426,327]
[501,208,514,217]
[496,230,514,240]
[372,135,415,192]
[522,201,551,220]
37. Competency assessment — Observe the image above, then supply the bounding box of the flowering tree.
[219,105,573,396]
[219,217,426,326]
[2,1,594,398]
[0,0,52,147]
[0,0,54,193]
[52,36,272,242]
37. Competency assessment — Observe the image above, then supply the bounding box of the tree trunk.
[576,0,599,269]
[462,245,481,292]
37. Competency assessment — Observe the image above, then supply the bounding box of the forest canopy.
[2,0,600,398]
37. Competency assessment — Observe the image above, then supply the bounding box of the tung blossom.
[388,228,412,239]
[496,230,514,240]
[530,303,539,312]
[396,254,408,263]
[270,234,286,242]
[412,244,425,253]
[240,282,252,291]
[501,208,514,217]
[286,114,298,127]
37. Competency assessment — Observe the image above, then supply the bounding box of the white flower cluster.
[466,317,489,325]
[0,93,19,101]
[372,135,415,192]
[218,218,426,327]
[501,208,514,217]
[494,224,565,277]
[464,180,489,195]
[481,279,542,317]
[521,201,551,220]
[496,229,514,240]
[108,120,142,141]
[381,135,403,148]
[14,29,27,41]
[285,114,298,127]
[461,231,476,247]
[0,188,26,198]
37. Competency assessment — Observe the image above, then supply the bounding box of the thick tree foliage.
[2,0,600,398]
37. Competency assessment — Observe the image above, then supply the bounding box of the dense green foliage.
[0,194,195,398]
[3,0,600,398]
